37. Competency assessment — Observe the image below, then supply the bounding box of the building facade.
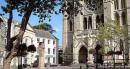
[0,16,6,67]
[63,0,130,64]
[0,16,59,68]
[13,24,59,65]
[34,29,58,65]
[13,24,59,66]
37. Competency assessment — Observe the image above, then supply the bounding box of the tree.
[33,23,56,33]
[17,43,27,69]
[1,0,61,69]
[27,45,36,53]
[95,20,128,68]
[17,44,36,69]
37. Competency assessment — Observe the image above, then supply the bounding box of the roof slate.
[34,29,57,40]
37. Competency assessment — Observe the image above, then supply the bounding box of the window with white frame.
[53,48,55,54]
[48,48,50,54]
[53,57,55,63]
[48,40,50,44]
[37,38,40,43]
[48,57,50,63]
[53,40,55,44]
[42,39,45,44]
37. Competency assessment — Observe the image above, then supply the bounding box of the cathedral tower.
[62,11,74,64]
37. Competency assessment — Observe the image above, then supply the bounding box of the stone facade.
[0,16,6,66]
[63,0,130,64]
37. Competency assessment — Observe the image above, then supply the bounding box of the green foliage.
[95,20,128,56]
[61,0,82,16]
[61,0,103,16]
[85,0,103,11]
[16,44,36,56]
[96,20,128,42]
[33,23,56,33]
[16,43,27,57]
[98,46,106,55]
[33,23,52,30]
[27,45,36,53]
[1,0,61,22]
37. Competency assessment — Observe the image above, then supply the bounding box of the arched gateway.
[78,46,88,63]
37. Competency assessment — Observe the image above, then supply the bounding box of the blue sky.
[0,0,63,47]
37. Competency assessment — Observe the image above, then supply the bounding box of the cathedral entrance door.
[79,46,88,63]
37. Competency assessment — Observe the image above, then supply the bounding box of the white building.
[14,24,59,65]
[34,29,58,65]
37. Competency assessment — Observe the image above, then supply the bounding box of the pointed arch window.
[101,14,104,24]
[114,0,119,10]
[122,12,127,25]
[69,20,73,31]
[115,12,120,23]
[83,17,87,30]
[120,39,124,51]
[88,16,92,29]
[121,0,126,9]
[100,14,104,27]
[96,15,100,28]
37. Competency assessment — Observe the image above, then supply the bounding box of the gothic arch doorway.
[78,46,88,63]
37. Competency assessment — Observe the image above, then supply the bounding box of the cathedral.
[62,0,130,65]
